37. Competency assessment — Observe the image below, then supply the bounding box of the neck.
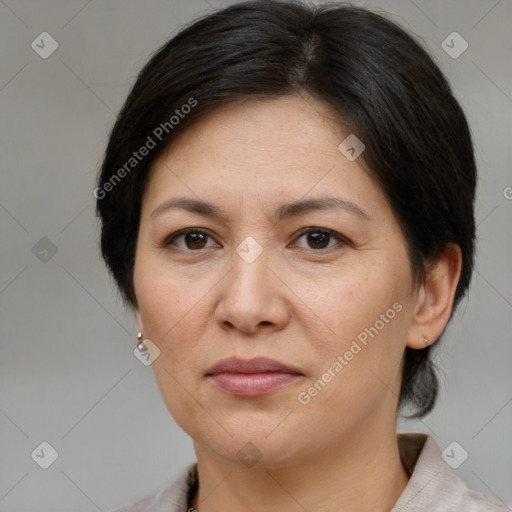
[190,419,409,512]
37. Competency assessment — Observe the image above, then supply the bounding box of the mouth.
[205,357,304,397]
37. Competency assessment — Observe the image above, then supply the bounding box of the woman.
[96,1,508,511]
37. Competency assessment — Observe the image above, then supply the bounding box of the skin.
[133,93,462,512]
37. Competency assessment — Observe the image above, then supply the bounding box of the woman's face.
[133,94,420,466]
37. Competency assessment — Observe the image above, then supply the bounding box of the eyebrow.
[150,196,371,222]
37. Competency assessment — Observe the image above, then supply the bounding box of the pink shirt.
[110,433,510,511]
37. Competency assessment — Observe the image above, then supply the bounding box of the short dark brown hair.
[96,0,477,419]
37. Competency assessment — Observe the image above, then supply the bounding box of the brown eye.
[293,228,346,251]
[164,229,217,250]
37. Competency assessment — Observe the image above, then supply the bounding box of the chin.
[195,414,313,469]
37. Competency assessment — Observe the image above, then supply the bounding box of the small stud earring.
[424,336,429,346]
[137,332,147,352]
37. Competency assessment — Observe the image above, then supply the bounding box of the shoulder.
[394,433,510,512]
[461,488,511,512]
[107,462,198,512]
[108,493,155,512]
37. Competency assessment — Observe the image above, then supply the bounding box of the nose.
[215,245,291,335]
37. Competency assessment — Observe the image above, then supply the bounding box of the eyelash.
[159,227,351,253]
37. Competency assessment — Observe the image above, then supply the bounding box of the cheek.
[134,258,210,435]
[134,249,204,343]
[303,264,410,407]
[318,265,405,346]
[296,311,407,436]
[133,250,213,391]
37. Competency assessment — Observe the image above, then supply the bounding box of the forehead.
[163,94,348,162]
[141,94,389,221]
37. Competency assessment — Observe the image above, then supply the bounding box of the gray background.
[0,0,511,510]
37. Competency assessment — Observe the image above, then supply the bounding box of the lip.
[206,357,303,397]
[206,357,302,376]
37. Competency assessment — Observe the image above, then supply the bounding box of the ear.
[406,243,462,349]
[134,308,144,334]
